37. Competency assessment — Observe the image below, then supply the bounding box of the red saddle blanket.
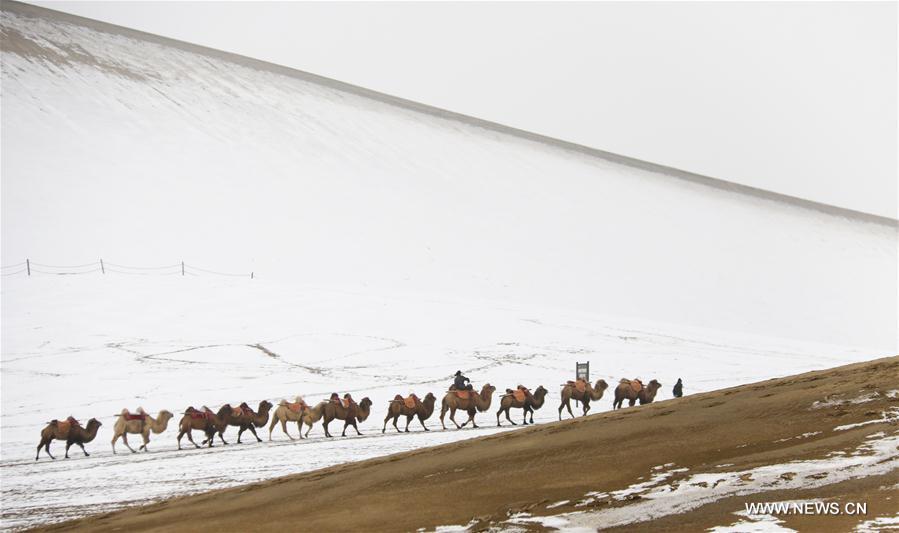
[189,411,209,420]
[511,389,529,403]
[627,379,643,394]
[403,395,420,409]
[232,406,255,418]
[567,379,588,393]
[453,390,474,400]
[287,402,306,413]
[124,412,147,421]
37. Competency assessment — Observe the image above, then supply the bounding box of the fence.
[1,259,253,278]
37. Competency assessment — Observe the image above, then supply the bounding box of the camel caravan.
[35,369,676,461]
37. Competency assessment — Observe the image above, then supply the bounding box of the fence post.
[26,259,30,276]
[181,261,185,276]
[100,259,105,274]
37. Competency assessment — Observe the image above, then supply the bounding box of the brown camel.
[176,405,233,449]
[613,378,662,409]
[222,400,273,444]
[36,417,102,460]
[111,408,174,454]
[497,386,547,426]
[558,378,609,419]
[321,397,373,437]
[439,383,496,430]
[381,392,437,433]
[268,396,309,441]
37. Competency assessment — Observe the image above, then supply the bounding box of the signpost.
[576,361,589,382]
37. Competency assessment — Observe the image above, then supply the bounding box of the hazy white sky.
[32,1,897,218]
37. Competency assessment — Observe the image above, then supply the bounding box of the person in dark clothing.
[453,370,473,391]
[673,378,683,398]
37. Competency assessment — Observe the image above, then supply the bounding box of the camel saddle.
[123,410,147,422]
[287,401,307,413]
[452,389,474,400]
[189,411,209,420]
[506,386,530,403]
[403,394,420,409]
[567,379,588,393]
[627,379,643,394]
[232,404,255,418]
[52,416,80,435]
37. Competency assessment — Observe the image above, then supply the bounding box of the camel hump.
[506,388,515,395]
[393,394,403,402]
[619,378,631,384]
[119,408,130,416]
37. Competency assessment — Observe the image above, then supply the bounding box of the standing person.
[453,370,473,391]
[673,378,683,398]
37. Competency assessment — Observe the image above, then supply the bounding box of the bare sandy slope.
[38,356,898,532]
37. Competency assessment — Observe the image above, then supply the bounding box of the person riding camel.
[452,370,473,391]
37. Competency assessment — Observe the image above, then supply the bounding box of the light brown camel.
[176,405,233,449]
[613,378,662,409]
[497,386,547,426]
[268,396,309,441]
[297,401,329,439]
[439,383,496,430]
[321,397,373,437]
[36,417,102,460]
[558,379,609,419]
[111,408,174,454]
[382,392,437,433]
[222,400,273,444]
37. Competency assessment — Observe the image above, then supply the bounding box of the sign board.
[576,361,589,382]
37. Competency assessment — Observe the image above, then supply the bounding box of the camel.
[382,392,437,433]
[297,401,329,439]
[111,408,174,454]
[321,397,373,437]
[497,386,547,426]
[559,378,609,419]
[176,405,233,449]
[439,383,496,430]
[613,379,662,409]
[223,400,272,444]
[268,396,310,441]
[36,417,102,460]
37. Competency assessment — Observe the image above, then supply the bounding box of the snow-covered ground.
[1,2,896,530]
[0,275,885,529]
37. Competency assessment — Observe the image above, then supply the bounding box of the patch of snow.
[833,408,899,431]
[855,515,899,532]
[546,432,899,529]
[811,392,883,410]
[708,510,797,532]
[546,500,570,509]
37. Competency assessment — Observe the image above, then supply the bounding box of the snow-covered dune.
[0,1,896,529]
[1,1,894,349]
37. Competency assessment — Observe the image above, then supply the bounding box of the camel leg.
[111,433,119,454]
[246,424,262,442]
[505,407,516,426]
[418,415,429,431]
[121,433,137,453]
[628,398,636,407]
[184,428,201,449]
[496,406,502,427]
[218,429,229,445]
[76,441,90,457]
[583,400,591,416]
[139,431,150,452]
[382,413,390,434]
[323,418,332,438]
[64,441,72,459]
[268,417,278,441]
[522,408,529,425]
[237,426,246,444]
[352,419,362,436]
[528,407,535,424]
[439,404,448,430]
[280,419,295,440]
[448,407,461,429]
[37,438,54,460]
[404,414,414,432]
[393,415,401,434]
[304,421,313,438]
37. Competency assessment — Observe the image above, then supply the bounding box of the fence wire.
[0,260,253,278]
